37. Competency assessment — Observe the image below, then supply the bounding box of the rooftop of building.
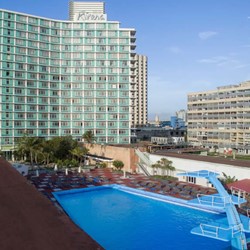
[0,157,102,250]
[227,179,250,194]
[153,149,250,168]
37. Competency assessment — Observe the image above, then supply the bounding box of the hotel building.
[187,81,250,154]
[0,1,148,152]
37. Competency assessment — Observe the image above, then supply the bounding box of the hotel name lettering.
[76,12,107,21]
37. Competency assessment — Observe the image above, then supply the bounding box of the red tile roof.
[227,179,250,193]
[0,157,103,250]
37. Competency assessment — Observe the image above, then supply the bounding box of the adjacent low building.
[136,149,250,187]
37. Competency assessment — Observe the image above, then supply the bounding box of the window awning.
[86,154,113,162]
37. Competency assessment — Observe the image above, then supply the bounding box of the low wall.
[86,144,138,173]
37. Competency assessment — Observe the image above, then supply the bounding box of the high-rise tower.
[0,1,138,153]
[133,54,148,126]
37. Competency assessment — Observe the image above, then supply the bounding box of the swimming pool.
[53,185,230,250]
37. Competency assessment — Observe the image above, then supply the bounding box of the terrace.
[27,167,218,206]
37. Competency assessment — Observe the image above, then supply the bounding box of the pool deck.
[27,167,220,206]
[0,157,103,250]
[26,167,250,216]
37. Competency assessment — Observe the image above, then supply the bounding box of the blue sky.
[1,0,250,120]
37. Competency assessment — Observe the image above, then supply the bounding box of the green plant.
[112,160,124,171]
[82,130,95,145]
[220,172,238,185]
[98,162,107,168]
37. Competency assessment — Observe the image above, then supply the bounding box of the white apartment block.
[133,54,148,126]
[187,81,250,154]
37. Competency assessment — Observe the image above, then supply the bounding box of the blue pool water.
[54,186,231,250]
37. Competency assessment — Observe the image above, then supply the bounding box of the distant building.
[176,109,187,124]
[170,116,186,129]
[151,136,185,145]
[187,80,250,154]
[159,120,171,128]
[131,127,186,143]
[133,55,148,126]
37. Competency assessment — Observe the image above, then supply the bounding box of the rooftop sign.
[75,12,107,21]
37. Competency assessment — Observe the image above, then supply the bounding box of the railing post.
[200,224,204,234]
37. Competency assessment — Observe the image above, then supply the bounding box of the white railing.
[137,163,151,176]
[247,209,250,231]
[197,194,231,207]
[200,223,219,237]
[231,224,243,238]
[135,149,153,167]
[199,223,243,239]
[231,186,246,200]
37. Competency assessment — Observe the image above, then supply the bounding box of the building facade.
[170,116,186,129]
[187,81,250,154]
[151,136,185,145]
[176,109,187,124]
[133,54,148,126]
[0,1,144,152]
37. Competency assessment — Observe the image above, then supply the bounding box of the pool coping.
[53,184,225,214]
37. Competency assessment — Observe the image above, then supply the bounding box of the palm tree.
[220,172,238,185]
[151,161,161,175]
[82,130,95,145]
[70,146,89,166]
[152,158,175,176]
[40,139,54,166]
[15,135,43,165]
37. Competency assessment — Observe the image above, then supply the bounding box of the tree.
[40,139,54,166]
[49,136,78,161]
[14,135,44,165]
[112,160,124,171]
[220,172,238,185]
[70,146,89,166]
[82,130,95,145]
[152,158,175,176]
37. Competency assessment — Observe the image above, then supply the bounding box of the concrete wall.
[149,154,250,187]
[87,144,138,172]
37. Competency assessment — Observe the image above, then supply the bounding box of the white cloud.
[197,56,228,64]
[198,31,218,40]
[197,56,244,68]
[234,64,250,69]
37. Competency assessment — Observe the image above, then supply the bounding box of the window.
[187,176,196,184]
